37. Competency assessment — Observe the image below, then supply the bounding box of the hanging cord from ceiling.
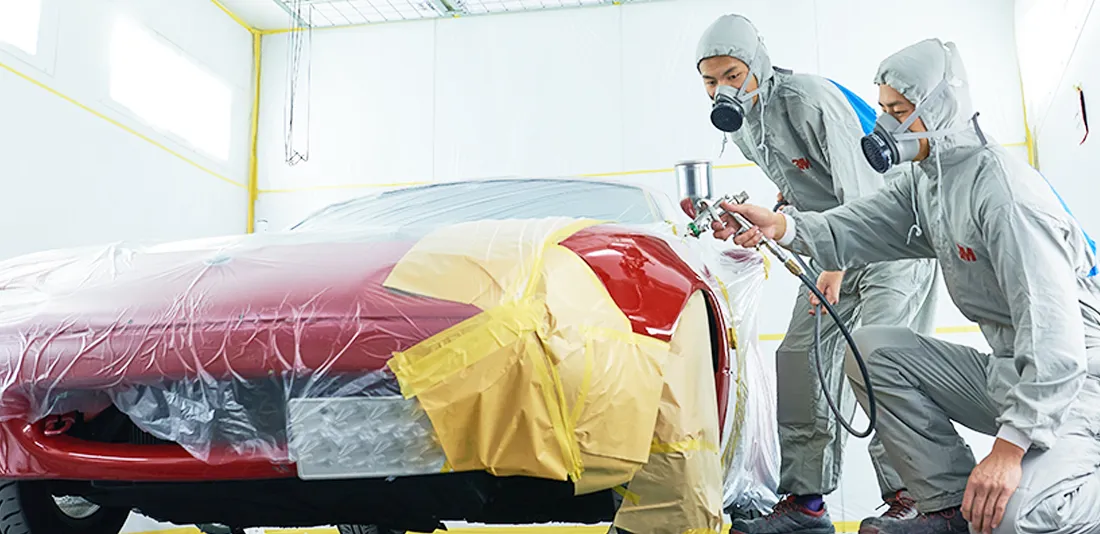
[284,0,312,166]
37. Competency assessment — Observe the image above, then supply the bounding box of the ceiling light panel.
[272,0,638,27]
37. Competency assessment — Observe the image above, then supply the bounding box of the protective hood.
[696,14,774,86]
[873,38,976,142]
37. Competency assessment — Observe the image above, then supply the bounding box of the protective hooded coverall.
[778,38,1100,533]
[696,14,940,501]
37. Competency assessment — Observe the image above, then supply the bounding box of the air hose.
[790,253,876,438]
[689,194,877,438]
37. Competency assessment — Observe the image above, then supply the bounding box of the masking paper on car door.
[382,217,671,485]
[611,291,723,534]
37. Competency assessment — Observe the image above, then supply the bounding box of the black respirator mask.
[711,84,751,133]
[708,53,763,134]
[859,77,971,173]
[860,113,923,174]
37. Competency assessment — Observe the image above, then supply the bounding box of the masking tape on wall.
[0,59,244,189]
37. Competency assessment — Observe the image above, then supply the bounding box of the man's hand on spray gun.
[680,194,804,278]
[680,194,842,312]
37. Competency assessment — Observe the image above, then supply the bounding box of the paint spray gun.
[685,191,806,278]
[674,160,876,439]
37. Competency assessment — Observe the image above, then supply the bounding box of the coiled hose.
[786,240,877,438]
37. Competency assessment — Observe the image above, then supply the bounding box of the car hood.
[0,228,481,334]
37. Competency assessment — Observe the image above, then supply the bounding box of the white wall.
[253,0,1023,525]
[1015,0,1096,135]
[0,0,252,262]
[1018,0,1100,239]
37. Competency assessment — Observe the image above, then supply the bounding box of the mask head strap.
[730,36,765,103]
[892,77,950,135]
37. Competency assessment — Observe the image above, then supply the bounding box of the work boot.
[858,506,969,534]
[729,496,835,534]
[876,490,918,521]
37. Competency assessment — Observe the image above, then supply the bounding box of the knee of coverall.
[1004,476,1100,534]
[843,325,915,388]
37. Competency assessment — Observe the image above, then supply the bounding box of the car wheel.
[337,525,405,534]
[0,480,129,534]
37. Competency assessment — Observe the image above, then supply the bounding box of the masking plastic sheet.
[0,178,778,522]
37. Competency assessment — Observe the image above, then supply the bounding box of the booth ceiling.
[219,0,647,30]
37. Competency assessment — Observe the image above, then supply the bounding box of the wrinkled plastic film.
[656,223,781,516]
[0,178,777,518]
[612,291,723,534]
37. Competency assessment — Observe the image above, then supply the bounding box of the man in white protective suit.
[689,14,940,534]
[706,37,1100,534]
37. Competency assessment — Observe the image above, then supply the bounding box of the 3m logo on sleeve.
[792,158,811,171]
[957,244,977,262]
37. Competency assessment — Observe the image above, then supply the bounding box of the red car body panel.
[0,224,731,481]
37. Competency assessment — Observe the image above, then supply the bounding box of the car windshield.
[291,179,662,231]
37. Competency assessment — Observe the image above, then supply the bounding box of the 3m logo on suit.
[792,158,811,171]
[957,244,977,262]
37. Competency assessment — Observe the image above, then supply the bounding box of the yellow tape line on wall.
[0,59,245,189]
[135,522,866,534]
[758,324,980,342]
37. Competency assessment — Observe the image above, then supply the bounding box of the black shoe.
[875,490,918,522]
[729,496,835,534]
[859,506,969,534]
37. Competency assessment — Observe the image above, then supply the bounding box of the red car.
[0,178,778,534]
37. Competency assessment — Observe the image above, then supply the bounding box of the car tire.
[0,480,129,534]
[337,525,405,534]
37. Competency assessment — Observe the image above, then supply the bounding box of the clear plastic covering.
[0,178,778,527]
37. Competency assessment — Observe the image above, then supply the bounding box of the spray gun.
[673,160,877,439]
[686,192,805,278]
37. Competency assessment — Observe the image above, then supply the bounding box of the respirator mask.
[711,84,754,133]
[707,43,764,134]
[859,76,974,174]
[860,113,923,174]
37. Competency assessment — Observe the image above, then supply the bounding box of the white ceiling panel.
[219,0,654,31]
[217,0,296,30]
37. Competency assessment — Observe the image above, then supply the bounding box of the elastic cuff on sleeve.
[996,424,1032,452]
[778,213,797,247]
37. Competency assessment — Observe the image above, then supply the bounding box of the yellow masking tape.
[135,523,864,534]
[246,31,262,233]
[389,300,544,398]
[528,330,586,481]
[614,291,723,534]
[385,218,675,486]
[650,436,720,454]
[614,485,642,505]
[756,324,981,342]
[209,0,258,33]
[0,59,244,189]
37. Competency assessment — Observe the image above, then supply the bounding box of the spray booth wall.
[0,0,253,262]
